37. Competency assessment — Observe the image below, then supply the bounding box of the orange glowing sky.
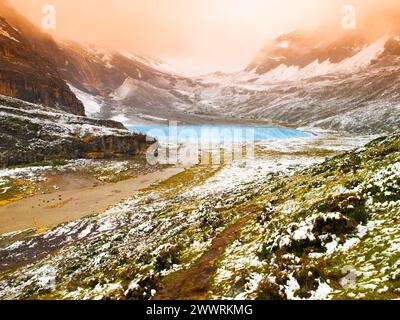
[7,0,399,75]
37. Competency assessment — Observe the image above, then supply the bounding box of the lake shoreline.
[126,124,314,143]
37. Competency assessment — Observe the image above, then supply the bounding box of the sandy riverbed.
[0,165,187,234]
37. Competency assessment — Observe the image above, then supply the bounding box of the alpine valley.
[0,0,399,301]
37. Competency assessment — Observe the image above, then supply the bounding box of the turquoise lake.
[127,125,313,143]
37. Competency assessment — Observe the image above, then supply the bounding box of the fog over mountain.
[7,0,400,75]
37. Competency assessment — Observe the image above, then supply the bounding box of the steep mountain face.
[195,14,400,133]
[0,0,207,124]
[245,9,400,76]
[0,0,85,116]
[59,30,400,132]
[52,42,198,121]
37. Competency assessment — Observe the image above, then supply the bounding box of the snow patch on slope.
[68,85,103,117]
[82,44,113,69]
[253,37,388,84]
[111,114,130,124]
[196,38,386,90]
[110,77,140,101]
[121,51,178,75]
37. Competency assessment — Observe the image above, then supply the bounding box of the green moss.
[144,164,223,196]
[4,117,41,134]
[0,183,20,201]
[152,244,182,273]
[314,192,369,224]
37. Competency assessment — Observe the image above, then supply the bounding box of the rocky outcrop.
[0,95,153,166]
[0,0,196,121]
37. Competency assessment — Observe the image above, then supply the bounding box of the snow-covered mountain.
[63,30,400,132]
[246,28,374,76]
[52,40,203,122]
[190,27,400,133]
[1,0,400,133]
[65,23,400,133]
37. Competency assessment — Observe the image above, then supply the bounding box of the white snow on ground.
[0,166,51,185]
[110,77,138,101]
[258,134,377,153]
[284,275,301,299]
[309,281,333,300]
[61,159,130,171]
[0,159,133,192]
[68,85,103,117]
[212,135,400,300]
[187,156,322,198]
[0,132,378,299]
[0,96,128,138]
[309,104,400,133]
[112,114,130,124]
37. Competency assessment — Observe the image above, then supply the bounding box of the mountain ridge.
[1,0,400,134]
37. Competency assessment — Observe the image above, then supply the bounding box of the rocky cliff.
[0,1,85,116]
[0,95,152,166]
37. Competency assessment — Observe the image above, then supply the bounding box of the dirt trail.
[155,215,252,300]
[0,166,186,234]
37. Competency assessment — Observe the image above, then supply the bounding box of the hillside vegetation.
[211,132,400,300]
[0,132,398,300]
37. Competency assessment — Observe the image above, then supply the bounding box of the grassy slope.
[0,163,233,299]
[0,133,399,300]
[210,132,400,300]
